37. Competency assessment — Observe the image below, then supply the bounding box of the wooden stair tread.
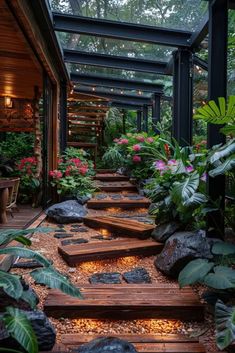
[58,238,163,266]
[84,216,154,239]
[87,196,151,209]
[44,284,204,321]
[97,181,137,192]
[94,173,129,181]
[61,334,205,353]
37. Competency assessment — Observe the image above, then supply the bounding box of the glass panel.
[50,0,208,32]
[58,33,174,61]
[228,10,235,95]
[73,84,152,98]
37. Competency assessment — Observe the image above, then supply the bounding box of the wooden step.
[87,195,151,209]
[97,181,137,192]
[61,334,206,353]
[44,284,204,321]
[94,173,129,181]
[84,216,155,239]
[58,238,163,266]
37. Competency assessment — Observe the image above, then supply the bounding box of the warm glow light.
[92,87,96,91]
[138,90,142,95]
[116,256,140,267]
[4,96,12,108]
[100,228,111,236]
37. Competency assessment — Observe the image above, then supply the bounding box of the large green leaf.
[220,125,235,136]
[183,192,208,207]
[0,247,51,267]
[215,300,235,350]
[30,267,83,298]
[212,242,235,256]
[0,270,23,299]
[0,228,52,246]
[209,156,235,177]
[19,289,38,309]
[171,172,199,204]
[3,307,38,353]
[178,259,214,288]
[204,266,235,289]
[209,139,235,164]
[194,96,235,124]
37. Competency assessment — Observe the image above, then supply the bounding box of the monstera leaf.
[171,172,200,205]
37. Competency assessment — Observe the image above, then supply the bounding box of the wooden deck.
[0,204,43,230]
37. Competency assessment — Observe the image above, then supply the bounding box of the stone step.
[58,238,163,266]
[84,216,155,239]
[44,284,204,321]
[61,334,206,353]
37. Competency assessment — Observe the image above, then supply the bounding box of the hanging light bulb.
[120,90,124,94]
[110,88,114,92]
[138,90,142,95]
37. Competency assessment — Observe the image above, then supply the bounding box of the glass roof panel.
[67,63,169,82]
[50,0,208,32]
[58,33,174,61]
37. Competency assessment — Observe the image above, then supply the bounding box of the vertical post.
[152,93,161,134]
[137,110,142,132]
[122,109,126,134]
[143,104,148,133]
[172,49,193,146]
[60,80,68,152]
[207,0,228,238]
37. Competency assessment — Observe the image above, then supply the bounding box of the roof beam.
[189,14,209,49]
[110,102,143,110]
[71,73,164,92]
[74,88,152,105]
[193,55,208,71]
[64,49,169,75]
[53,12,192,47]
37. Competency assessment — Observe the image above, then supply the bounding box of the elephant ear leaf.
[30,267,83,298]
[215,300,235,350]
[178,259,214,288]
[0,247,51,267]
[0,270,23,300]
[3,307,38,353]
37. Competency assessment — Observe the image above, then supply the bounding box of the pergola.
[48,0,232,237]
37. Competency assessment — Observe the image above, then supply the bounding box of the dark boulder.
[151,222,180,243]
[73,337,137,353]
[0,310,56,351]
[46,200,87,224]
[155,231,213,277]
[76,194,91,205]
[123,268,151,284]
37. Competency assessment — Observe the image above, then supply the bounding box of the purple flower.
[186,166,194,173]
[168,159,177,166]
[154,160,167,171]
[201,173,207,182]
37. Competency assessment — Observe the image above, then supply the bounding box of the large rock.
[123,268,151,284]
[74,337,137,353]
[89,272,121,284]
[155,231,213,277]
[151,222,180,243]
[46,200,87,224]
[0,310,56,351]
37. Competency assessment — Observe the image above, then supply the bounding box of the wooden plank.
[44,284,205,321]
[94,173,129,181]
[87,197,151,210]
[61,334,206,353]
[58,238,163,266]
[84,216,154,239]
[96,181,137,192]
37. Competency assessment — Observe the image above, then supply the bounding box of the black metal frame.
[207,0,228,238]
[152,93,161,133]
[60,80,68,152]
[53,12,193,47]
[64,49,169,74]
[71,73,164,93]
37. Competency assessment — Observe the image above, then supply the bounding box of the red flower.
[132,155,141,163]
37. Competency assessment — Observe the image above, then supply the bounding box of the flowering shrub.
[16,156,41,206]
[49,147,96,197]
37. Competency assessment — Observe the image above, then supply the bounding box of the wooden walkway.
[44,171,206,352]
[61,334,206,353]
[0,205,43,230]
[58,238,163,266]
[44,284,204,321]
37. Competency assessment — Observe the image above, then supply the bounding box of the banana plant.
[0,228,82,353]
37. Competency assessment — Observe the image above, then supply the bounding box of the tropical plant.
[50,147,96,197]
[0,228,82,353]
[215,300,235,350]
[102,146,124,169]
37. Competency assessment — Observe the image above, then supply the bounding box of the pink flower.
[113,138,119,143]
[186,166,194,173]
[154,160,167,171]
[146,137,154,143]
[168,159,177,166]
[136,136,145,142]
[49,170,63,179]
[132,144,141,152]
[79,166,88,175]
[201,173,207,182]
[121,138,129,144]
[133,155,141,163]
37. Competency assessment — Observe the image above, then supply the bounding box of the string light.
[110,88,114,92]
[120,90,124,94]
[92,87,96,92]
[137,90,142,95]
